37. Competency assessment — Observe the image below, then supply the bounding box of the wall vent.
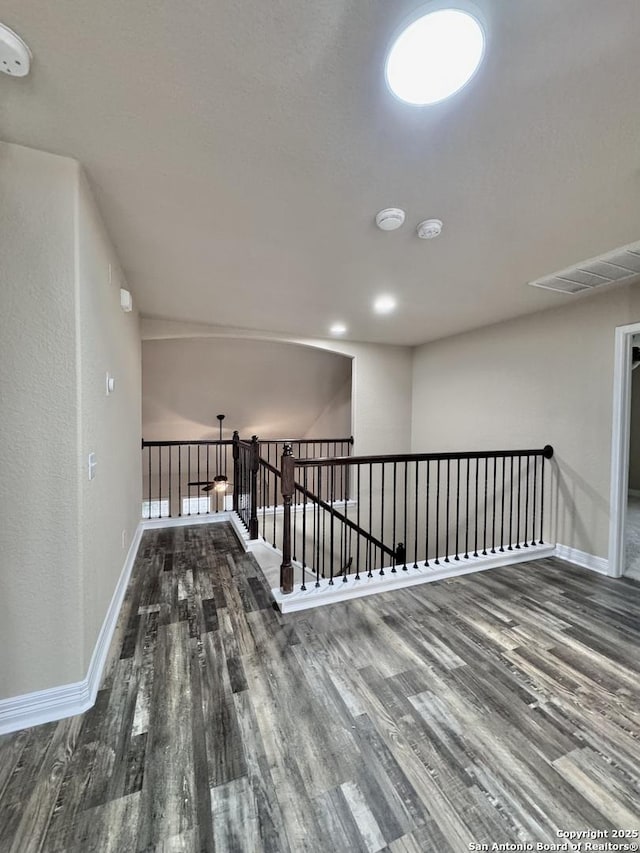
[528,241,640,295]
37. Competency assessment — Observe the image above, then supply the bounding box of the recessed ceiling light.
[330,322,348,335]
[374,295,397,314]
[375,208,406,231]
[385,8,485,106]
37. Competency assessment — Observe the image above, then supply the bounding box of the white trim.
[553,543,609,575]
[0,523,145,736]
[272,542,556,613]
[608,322,640,578]
[140,511,234,530]
[628,488,640,498]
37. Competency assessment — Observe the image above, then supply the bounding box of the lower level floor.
[1,522,639,851]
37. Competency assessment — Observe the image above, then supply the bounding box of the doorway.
[608,322,640,578]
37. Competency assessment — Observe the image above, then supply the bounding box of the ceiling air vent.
[528,241,640,295]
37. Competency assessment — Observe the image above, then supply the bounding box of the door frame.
[608,321,640,578]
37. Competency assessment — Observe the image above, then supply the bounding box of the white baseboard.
[629,489,640,498]
[553,543,610,575]
[141,511,234,530]
[273,542,556,613]
[0,522,145,736]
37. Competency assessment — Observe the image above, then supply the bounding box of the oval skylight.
[385,8,485,106]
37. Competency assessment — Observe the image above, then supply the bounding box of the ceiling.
[1,0,640,345]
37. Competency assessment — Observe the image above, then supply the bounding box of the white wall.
[140,318,414,455]
[77,171,142,671]
[0,143,141,700]
[412,282,640,560]
[0,143,83,697]
[142,337,351,441]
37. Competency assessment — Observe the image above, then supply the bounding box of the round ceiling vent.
[417,219,443,240]
[376,208,406,231]
[0,23,31,77]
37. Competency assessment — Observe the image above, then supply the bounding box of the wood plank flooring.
[1,522,639,851]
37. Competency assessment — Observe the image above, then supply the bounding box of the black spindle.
[482,457,488,556]
[524,455,530,548]
[515,455,522,549]
[434,460,440,565]
[444,459,450,563]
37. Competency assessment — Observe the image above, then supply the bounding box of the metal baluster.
[444,458,451,563]
[508,456,514,550]
[464,458,470,559]
[316,466,322,585]
[329,466,335,585]
[524,455,530,547]
[392,462,397,573]
[322,468,327,580]
[188,446,191,516]
[532,455,538,546]
[403,461,408,570]
[168,446,172,517]
[453,458,460,560]
[342,496,349,583]
[206,444,210,514]
[473,457,479,557]
[539,453,545,544]
[197,445,201,514]
[515,455,522,549]
[491,456,497,553]
[356,464,361,580]
[424,461,430,567]
[178,446,182,517]
[380,463,385,576]
[413,460,419,568]
[368,462,373,578]
[301,468,307,591]
[500,456,506,552]
[158,446,162,519]
[147,445,152,518]
[434,460,440,565]
[482,457,488,555]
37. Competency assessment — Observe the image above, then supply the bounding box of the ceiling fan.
[188,414,232,493]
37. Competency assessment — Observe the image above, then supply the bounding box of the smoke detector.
[376,208,405,231]
[0,24,31,77]
[417,219,443,240]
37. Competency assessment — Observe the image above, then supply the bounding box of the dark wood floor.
[1,523,640,852]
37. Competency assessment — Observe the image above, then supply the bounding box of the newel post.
[280,443,295,594]
[249,435,260,540]
[232,431,240,513]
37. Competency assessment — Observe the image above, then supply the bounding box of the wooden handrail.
[294,446,554,467]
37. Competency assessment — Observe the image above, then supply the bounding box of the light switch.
[88,452,96,480]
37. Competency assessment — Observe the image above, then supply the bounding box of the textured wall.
[0,144,142,700]
[412,282,640,560]
[142,337,352,441]
[0,143,83,696]
[141,318,414,456]
[77,171,142,671]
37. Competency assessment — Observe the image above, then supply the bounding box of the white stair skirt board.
[272,542,557,613]
[553,544,610,575]
[0,522,145,736]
